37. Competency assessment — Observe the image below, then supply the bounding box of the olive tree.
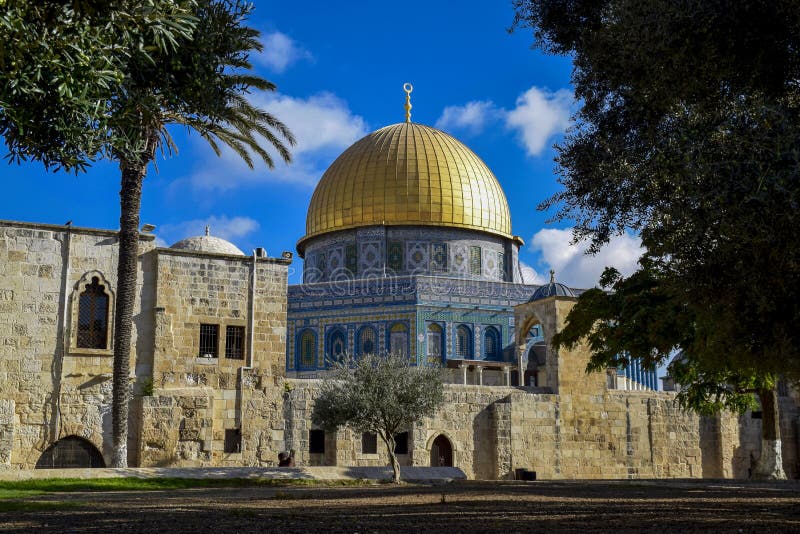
[312,353,445,483]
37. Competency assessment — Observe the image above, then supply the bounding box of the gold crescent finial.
[403,83,413,123]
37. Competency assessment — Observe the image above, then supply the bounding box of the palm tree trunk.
[111,160,146,468]
[752,387,786,480]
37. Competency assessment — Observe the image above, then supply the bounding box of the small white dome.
[170,225,245,256]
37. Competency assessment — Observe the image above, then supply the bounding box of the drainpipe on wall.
[237,249,259,435]
[53,223,73,443]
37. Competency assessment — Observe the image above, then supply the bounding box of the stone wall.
[138,249,290,467]
[0,221,155,468]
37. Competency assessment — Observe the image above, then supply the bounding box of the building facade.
[0,113,795,478]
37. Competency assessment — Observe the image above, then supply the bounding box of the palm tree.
[107,0,294,467]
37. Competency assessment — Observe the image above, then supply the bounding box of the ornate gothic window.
[327,328,347,363]
[77,277,109,349]
[389,322,408,357]
[299,330,316,368]
[484,327,500,361]
[358,326,377,356]
[426,323,443,364]
[456,324,472,359]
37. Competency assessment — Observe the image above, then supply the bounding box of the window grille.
[77,277,109,349]
[224,429,241,453]
[362,432,378,454]
[427,323,443,363]
[359,327,376,355]
[199,324,219,358]
[225,325,245,360]
[389,323,408,357]
[309,429,325,454]
[35,436,105,469]
[484,328,499,360]
[456,325,471,359]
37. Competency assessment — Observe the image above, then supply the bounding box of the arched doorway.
[35,436,105,469]
[430,435,453,467]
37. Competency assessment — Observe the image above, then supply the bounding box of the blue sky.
[1,0,643,287]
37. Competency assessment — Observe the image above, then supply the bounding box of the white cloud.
[435,86,573,156]
[529,228,643,288]
[157,215,259,247]
[505,87,573,156]
[518,260,541,285]
[180,92,368,192]
[254,31,312,73]
[435,100,500,134]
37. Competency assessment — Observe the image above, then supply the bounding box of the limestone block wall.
[139,249,290,467]
[0,221,155,469]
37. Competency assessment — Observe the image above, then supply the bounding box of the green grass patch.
[0,488,45,499]
[0,477,371,495]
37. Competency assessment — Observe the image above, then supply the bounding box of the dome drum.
[301,225,521,284]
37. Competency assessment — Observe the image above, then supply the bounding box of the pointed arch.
[426,322,444,364]
[70,270,114,353]
[483,326,501,361]
[357,325,377,356]
[326,327,347,364]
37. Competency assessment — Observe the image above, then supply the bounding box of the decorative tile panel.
[469,246,481,276]
[431,243,447,272]
[406,241,429,273]
[387,241,403,272]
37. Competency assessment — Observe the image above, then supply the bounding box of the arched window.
[389,322,408,357]
[36,436,105,469]
[77,277,109,349]
[455,325,472,359]
[358,326,377,356]
[327,328,347,363]
[426,323,443,363]
[299,330,316,368]
[484,327,500,361]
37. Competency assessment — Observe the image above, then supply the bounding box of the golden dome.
[298,122,512,253]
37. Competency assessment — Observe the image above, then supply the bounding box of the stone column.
[459,364,468,385]
[475,365,484,386]
[503,367,510,386]
[517,345,526,387]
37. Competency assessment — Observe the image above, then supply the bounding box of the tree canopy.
[312,353,445,482]
[514,0,800,477]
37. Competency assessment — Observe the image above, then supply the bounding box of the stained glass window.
[431,243,447,272]
[469,246,481,276]
[345,244,357,275]
[497,252,505,280]
[388,241,403,272]
[300,330,316,368]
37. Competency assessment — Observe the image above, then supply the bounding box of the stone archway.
[430,434,453,467]
[35,436,106,469]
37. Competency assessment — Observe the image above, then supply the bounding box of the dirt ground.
[2,479,800,533]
